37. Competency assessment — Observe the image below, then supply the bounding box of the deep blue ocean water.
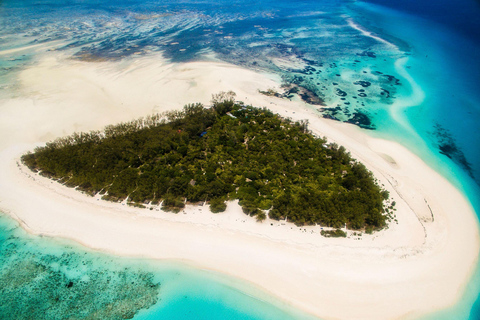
[0,0,479,319]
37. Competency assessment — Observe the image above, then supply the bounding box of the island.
[0,53,477,320]
[21,92,392,234]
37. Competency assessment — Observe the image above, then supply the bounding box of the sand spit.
[0,52,478,320]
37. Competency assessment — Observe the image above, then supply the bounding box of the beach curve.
[0,54,478,320]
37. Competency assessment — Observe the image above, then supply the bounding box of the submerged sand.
[0,52,478,320]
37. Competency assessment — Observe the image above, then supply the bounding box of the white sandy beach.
[0,52,479,320]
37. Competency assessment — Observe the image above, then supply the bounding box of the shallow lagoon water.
[0,213,160,319]
[0,0,479,319]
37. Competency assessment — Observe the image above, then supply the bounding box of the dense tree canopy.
[22,96,389,230]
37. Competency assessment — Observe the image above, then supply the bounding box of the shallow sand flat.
[0,53,478,320]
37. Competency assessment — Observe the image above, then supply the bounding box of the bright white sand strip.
[0,41,64,56]
[389,57,425,134]
[0,53,478,320]
[346,18,398,50]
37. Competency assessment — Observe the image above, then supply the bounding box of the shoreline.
[0,54,479,320]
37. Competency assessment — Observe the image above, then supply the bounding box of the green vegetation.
[321,229,347,238]
[209,197,227,213]
[22,92,390,231]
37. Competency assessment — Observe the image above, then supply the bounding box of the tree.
[211,91,236,116]
[209,198,227,213]
[256,211,267,222]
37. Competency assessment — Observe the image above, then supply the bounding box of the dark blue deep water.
[364,0,480,40]
[0,0,479,319]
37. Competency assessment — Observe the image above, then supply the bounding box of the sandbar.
[0,52,478,320]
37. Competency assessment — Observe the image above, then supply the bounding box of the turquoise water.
[134,264,319,320]
[0,213,160,319]
[0,0,479,318]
